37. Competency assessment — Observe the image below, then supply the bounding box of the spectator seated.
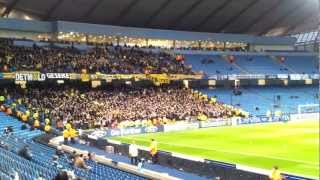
[1,87,237,130]
[0,112,146,180]
[0,41,192,74]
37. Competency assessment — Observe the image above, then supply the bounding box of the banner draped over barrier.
[80,73,90,82]
[0,71,203,82]
[146,74,170,85]
[15,71,45,81]
[86,115,288,139]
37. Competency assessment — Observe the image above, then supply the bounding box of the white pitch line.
[120,137,319,167]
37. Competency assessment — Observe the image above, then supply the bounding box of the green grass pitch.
[111,120,319,177]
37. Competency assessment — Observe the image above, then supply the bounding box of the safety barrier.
[85,115,289,139]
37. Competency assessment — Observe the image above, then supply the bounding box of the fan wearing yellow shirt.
[269,166,283,180]
[21,114,28,122]
[32,112,39,120]
[0,95,5,105]
[25,110,30,118]
[33,119,40,129]
[69,128,78,144]
[63,129,70,144]
[149,139,158,164]
[44,124,51,133]
[44,118,51,133]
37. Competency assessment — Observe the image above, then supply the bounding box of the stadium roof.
[0,0,319,36]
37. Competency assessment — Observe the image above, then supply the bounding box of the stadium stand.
[0,39,317,77]
[200,86,318,116]
[0,112,146,180]
[0,0,318,179]
[0,86,239,129]
[0,37,318,179]
[232,56,283,74]
[281,55,318,74]
[184,54,318,75]
[185,54,240,75]
[0,40,192,74]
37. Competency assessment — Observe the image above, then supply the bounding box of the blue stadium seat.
[185,54,241,75]
[184,54,317,75]
[200,86,318,116]
[282,56,318,74]
[0,112,146,180]
[233,56,283,74]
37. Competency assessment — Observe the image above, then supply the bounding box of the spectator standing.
[149,139,158,164]
[129,141,139,165]
[63,129,69,144]
[74,154,91,170]
[269,166,283,180]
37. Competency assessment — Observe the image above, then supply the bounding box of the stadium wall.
[188,79,319,89]
[0,18,52,33]
[251,45,294,51]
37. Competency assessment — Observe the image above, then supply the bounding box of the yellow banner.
[147,74,170,85]
[2,72,15,79]
[169,74,203,80]
[69,73,80,80]
[80,73,90,82]
[1,71,203,82]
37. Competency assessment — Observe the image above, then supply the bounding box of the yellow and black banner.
[147,74,170,86]
[1,71,203,83]
[80,73,90,82]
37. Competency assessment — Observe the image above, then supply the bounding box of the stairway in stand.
[221,55,250,74]
[269,55,297,74]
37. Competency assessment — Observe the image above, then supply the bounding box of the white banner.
[163,122,199,132]
[199,120,228,128]
[46,73,70,79]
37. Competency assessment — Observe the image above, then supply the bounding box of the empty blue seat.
[0,112,146,180]
[200,86,318,116]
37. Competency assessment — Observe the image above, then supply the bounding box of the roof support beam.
[43,0,64,20]
[171,0,204,29]
[216,0,260,33]
[238,0,284,34]
[192,0,232,31]
[259,1,306,36]
[144,0,171,26]
[1,0,20,17]
[81,0,103,21]
[0,2,42,18]
[112,0,141,25]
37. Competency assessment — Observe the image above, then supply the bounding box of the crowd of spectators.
[0,41,192,74]
[1,86,235,130]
